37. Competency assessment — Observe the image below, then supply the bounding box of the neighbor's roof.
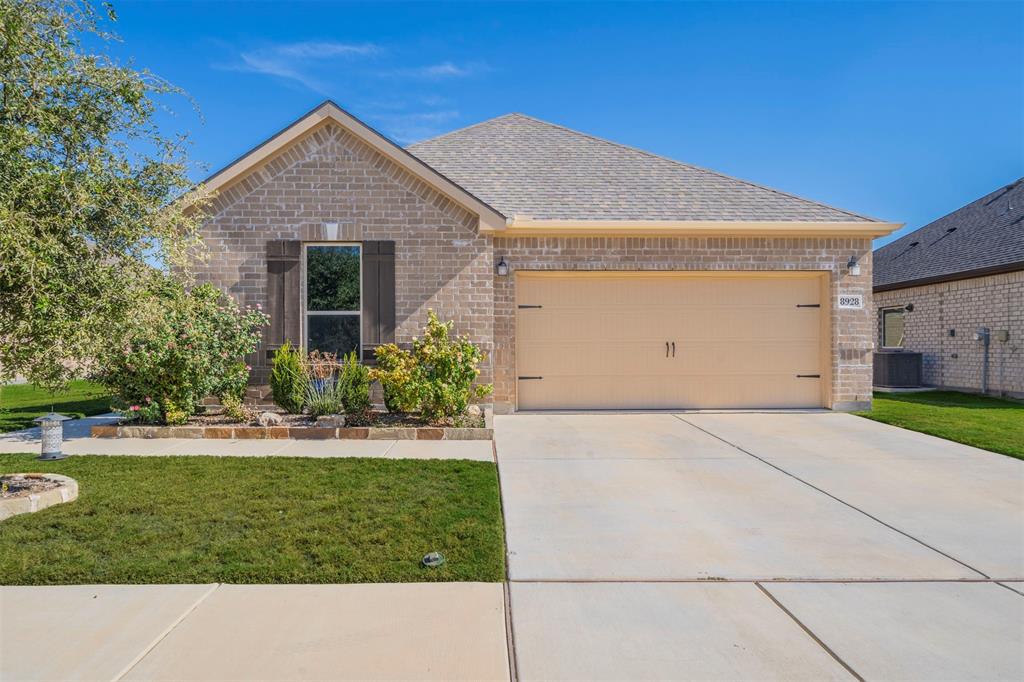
[874,178,1024,291]
[408,113,884,225]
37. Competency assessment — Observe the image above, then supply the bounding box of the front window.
[881,307,905,348]
[305,244,361,358]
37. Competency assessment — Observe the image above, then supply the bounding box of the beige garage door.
[516,272,829,410]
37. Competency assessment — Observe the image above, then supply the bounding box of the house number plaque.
[837,294,864,309]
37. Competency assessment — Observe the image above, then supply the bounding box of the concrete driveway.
[496,412,1024,680]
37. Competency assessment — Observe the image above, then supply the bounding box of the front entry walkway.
[496,412,1024,680]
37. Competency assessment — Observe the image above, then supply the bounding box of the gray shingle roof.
[873,178,1024,291]
[407,113,881,223]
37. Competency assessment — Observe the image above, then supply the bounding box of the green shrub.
[338,351,371,416]
[270,342,306,414]
[371,344,421,413]
[221,394,258,424]
[96,279,267,424]
[412,311,492,424]
[304,377,343,417]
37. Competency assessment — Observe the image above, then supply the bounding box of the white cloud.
[216,40,381,93]
[273,41,378,59]
[385,61,488,80]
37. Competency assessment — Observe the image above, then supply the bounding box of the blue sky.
[109,1,1022,246]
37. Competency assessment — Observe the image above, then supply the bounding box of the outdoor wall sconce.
[496,257,509,276]
[847,255,861,276]
[33,412,71,461]
[905,303,914,312]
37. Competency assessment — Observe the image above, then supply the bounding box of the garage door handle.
[796,374,821,378]
[666,342,670,358]
[672,342,676,357]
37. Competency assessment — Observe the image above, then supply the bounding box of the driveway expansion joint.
[755,582,865,682]
[671,414,993,580]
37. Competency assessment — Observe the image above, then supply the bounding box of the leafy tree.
[0,0,208,388]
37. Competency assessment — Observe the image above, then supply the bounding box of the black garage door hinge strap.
[796,304,821,308]
[518,376,543,380]
[796,374,821,378]
[518,304,543,309]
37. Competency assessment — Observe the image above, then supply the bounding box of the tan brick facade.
[492,237,875,412]
[195,121,877,411]
[194,122,494,384]
[874,270,1024,397]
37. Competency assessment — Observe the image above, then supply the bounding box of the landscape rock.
[257,411,283,427]
[466,404,483,417]
[315,414,346,428]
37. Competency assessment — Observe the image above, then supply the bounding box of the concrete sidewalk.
[0,583,510,681]
[0,415,494,461]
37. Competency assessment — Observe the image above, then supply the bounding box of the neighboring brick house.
[874,179,1023,397]
[194,101,899,412]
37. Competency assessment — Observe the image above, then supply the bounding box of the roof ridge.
[506,112,883,223]
[406,112,524,149]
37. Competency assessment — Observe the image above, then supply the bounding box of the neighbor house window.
[881,307,905,349]
[305,244,361,358]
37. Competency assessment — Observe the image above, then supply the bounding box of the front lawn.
[0,454,505,584]
[856,391,1024,460]
[0,381,112,433]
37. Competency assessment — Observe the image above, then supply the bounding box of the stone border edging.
[0,474,79,521]
[90,425,493,441]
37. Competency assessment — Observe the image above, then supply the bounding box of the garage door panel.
[675,340,820,371]
[518,309,667,341]
[517,340,669,376]
[516,273,826,410]
[674,309,819,340]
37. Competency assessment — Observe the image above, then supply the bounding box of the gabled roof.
[197,101,507,230]
[408,113,898,235]
[874,179,1024,292]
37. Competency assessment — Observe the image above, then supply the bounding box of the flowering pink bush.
[96,279,268,424]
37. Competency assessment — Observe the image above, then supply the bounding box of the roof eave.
[494,219,902,238]
[874,260,1024,292]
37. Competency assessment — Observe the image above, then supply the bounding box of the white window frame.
[303,242,362,359]
[880,306,906,350]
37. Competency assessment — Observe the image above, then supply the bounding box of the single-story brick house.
[874,179,1023,397]
[193,101,899,413]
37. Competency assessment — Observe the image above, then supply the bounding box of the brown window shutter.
[265,240,302,357]
[361,241,396,363]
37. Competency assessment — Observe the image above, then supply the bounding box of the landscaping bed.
[92,408,492,440]
[0,473,79,521]
[91,422,492,440]
[856,390,1024,460]
[0,453,505,584]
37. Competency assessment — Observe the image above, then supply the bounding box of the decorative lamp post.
[33,412,71,460]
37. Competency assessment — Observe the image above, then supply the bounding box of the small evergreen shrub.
[270,341,306,414]
[338,351,371,416]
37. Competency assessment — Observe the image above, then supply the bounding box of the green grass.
[0,381,111,433]
[856,391,1024,460]
[0,454,505,585]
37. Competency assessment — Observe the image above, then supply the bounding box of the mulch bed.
[1,474,62,500]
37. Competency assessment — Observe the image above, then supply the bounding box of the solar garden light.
[33,412,71,461]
